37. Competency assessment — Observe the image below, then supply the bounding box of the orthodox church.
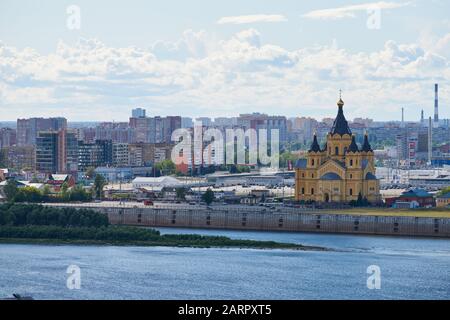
[294,96,381,203]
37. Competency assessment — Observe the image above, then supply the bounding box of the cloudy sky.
[0,0,449,121]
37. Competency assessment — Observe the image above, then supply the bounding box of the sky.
[0,0,450,121]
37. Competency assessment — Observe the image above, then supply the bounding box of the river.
[0,228,449,299]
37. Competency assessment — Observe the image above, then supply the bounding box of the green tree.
[93,174,106,199]
[438,186,450,196]
[42,185,51,201]
[3,179,18,202]
[202,188,215,205]
[280,151,299,168]
[69,184,92,202]
[60,182,69,201]
[155,159,176,176]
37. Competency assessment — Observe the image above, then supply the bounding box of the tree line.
[0,204,109,227]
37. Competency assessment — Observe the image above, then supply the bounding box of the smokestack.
[401,107,404,127]
[428,116,432,165]
[421,109,424,123]
[434,84,439,123]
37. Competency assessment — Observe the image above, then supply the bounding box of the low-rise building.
[385,189,435,208]
[132,176,183,190]
[46,174,76,192]
[436,192,450,208]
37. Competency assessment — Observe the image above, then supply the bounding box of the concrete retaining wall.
[88,206,450,238]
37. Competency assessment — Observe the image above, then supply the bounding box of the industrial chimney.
[401,107,404,127]
[434,84,439,124]
[428,116,432,165]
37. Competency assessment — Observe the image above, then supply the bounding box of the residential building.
[17,117,67,146]
[132,108,146,118]
[181,117,193,128]
[112,143,129,167]
[35,130,78,174]
[78,140,113,172]
[0,128,16,148]
[46,174,76,192]
[237,113,287,145]
[436,192,450,208]
[0,146,35,170]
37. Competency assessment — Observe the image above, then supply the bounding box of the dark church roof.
[365,172,377,180]
[348,135,359,153]
[320,172,342,180]
[309,134,321,152]
[330,99,352,136]
[361,133,373,152]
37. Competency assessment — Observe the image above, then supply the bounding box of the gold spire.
[337,89,344,108]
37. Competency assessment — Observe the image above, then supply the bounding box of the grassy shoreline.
[321,207,450,218]
[0,236,327,251]
[0,224,327,251]
[0,204,328,251]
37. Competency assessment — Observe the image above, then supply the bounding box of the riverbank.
[0,226,327,251]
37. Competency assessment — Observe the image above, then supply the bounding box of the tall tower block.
[434,84,439,123]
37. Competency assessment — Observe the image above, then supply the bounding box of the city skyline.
[0,0,450,121]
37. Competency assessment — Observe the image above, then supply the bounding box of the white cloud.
[302,1,411,20]
[217,14,287,25]
[151,30,208,60]
[0,29,449,120]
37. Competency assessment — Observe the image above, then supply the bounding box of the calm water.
[0,228,449,300]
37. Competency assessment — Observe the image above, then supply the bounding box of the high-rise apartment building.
[112,143,130,167]
[78,140,113,172]
[132,108,146,118]
[36,130,77,174]
[0,128,16,148]
[95,122,135,144]
[17,117,67,146]
[129,115,181,144]
[237,113,287,145]
[181,117,193,128]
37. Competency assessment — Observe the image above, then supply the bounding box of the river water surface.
[0,228,449,299]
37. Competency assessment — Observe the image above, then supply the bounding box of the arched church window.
[335,146,339,155]
[350,159,353,166]
[311,188,314,195]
